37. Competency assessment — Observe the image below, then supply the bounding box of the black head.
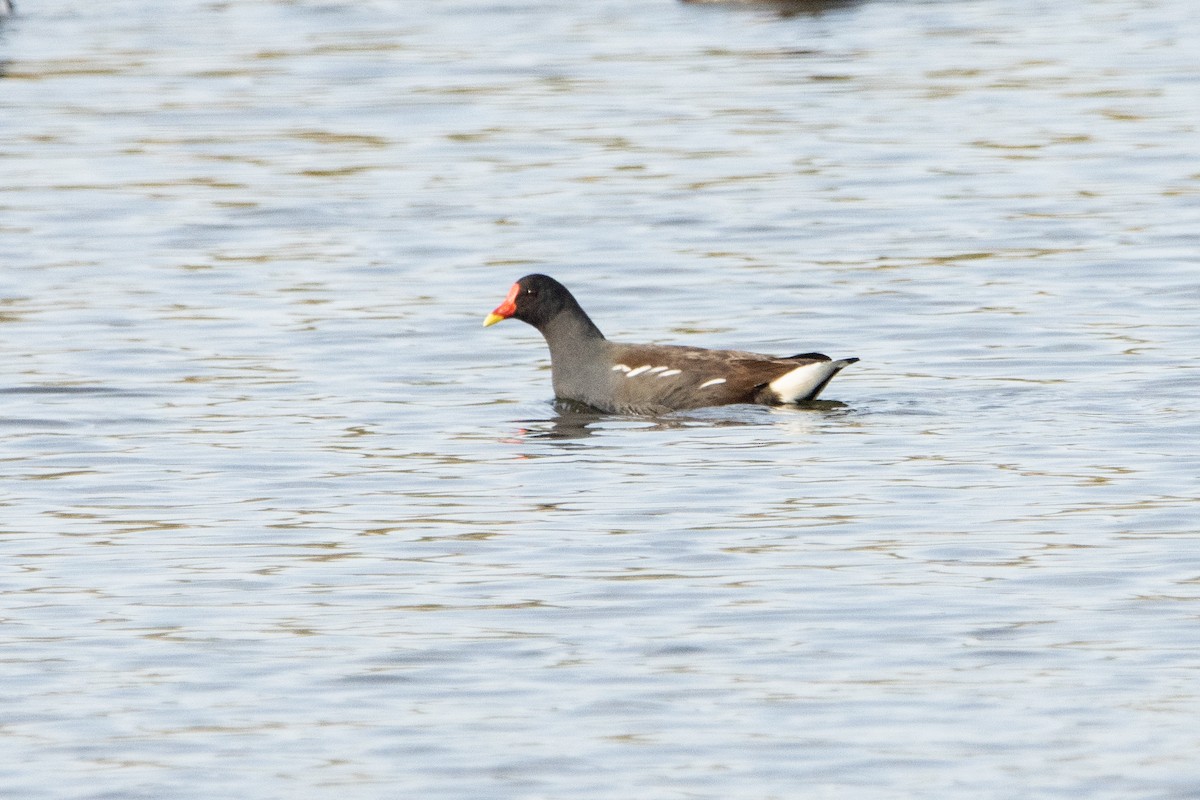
[484,274,579,330]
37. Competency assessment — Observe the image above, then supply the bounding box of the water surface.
[2,1,1199,798]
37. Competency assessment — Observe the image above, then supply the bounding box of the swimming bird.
[484,274,858,414]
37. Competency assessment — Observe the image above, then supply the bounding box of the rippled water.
[3,1,1199,797]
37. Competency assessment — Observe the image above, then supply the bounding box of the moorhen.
[484,274,858,415]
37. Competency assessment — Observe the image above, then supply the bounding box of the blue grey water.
[2,0,1199,797]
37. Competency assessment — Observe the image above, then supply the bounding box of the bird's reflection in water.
[514,400,682,443]
[680,0,868,17]
[512,398,850,443]
[514,400,608,442]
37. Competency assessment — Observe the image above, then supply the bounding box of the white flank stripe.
[612,364,631,372]
[658,369,681,378]
[698,378,726,389]
[626,365,653,378]
[646,366,669,374]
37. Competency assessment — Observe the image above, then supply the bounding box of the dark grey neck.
[537,305,605,350]
[537,307,607,396]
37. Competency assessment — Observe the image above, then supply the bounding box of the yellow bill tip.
[483,312,506,328]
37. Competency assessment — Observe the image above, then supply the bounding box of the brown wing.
[607,343,819,413]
